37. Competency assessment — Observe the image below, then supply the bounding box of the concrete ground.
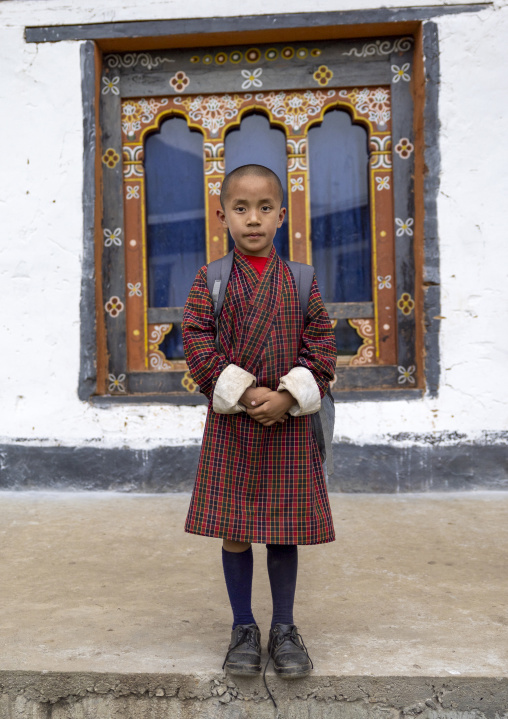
[0,491,507,718]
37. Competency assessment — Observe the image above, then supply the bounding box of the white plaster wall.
[0,0,507,450]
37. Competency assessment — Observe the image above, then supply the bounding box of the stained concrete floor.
[0,491,507,679]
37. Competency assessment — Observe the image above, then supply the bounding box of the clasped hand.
[239,386,296,427]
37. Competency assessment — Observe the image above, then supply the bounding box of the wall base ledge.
[0,441,507,492]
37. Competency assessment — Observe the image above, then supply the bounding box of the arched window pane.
[308,110,372,304]
[225,113,289,259]
[145,117,206,308]
[145,117,206,359]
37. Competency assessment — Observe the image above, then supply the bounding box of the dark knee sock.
[222,546,256,629]
[266,544,298,628]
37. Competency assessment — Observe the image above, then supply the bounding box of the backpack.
[206,250,335,476]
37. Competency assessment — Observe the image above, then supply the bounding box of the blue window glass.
[145,117,206,359]
[308,109,372,304]
[308,110,372,355]
[224,113,289,259]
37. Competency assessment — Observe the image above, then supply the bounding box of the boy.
[182,164,336,678]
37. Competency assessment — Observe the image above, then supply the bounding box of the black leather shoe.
[268,623,313,678]
[223,623,261,675]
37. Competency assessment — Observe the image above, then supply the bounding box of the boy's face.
[217,174,286,257]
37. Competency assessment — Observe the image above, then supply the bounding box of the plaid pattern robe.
[182,247,337,545]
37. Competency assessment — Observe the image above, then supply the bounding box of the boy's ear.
[216,208,228,228]
[277,207,287,227]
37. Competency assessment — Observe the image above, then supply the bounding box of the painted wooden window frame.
[97,36,420,402]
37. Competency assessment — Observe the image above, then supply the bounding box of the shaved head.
[220,164,284,209]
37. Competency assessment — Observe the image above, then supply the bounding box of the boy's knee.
[223,539,252,553]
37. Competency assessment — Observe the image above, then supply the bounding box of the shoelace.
[222,625,259,670]
[263,655,281,718]
[262,628,313,718]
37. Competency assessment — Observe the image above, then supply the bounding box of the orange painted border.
[96,22,419,54]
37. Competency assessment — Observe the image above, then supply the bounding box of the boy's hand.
[240,385,271,408]
[246,390,296,427]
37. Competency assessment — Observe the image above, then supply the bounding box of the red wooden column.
[369,129,397,365]
[287,135,311,264]
[204,139,227,263]
[122,141,148,371]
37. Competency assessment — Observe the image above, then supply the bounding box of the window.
[99,35,417,400]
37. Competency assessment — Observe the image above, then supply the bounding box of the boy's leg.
[266,544,298,627]
[222,540,256,628]
[222,540,261,675]
[266,544,312,678]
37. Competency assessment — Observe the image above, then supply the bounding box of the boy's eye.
[261,205,272,212]
[234,206,246,213]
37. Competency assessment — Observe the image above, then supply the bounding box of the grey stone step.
[1,671,507,718]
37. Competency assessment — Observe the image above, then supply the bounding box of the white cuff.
[277,366,322,417]
[213,364,256,414]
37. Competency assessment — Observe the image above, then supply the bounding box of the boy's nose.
[246,210,261,224]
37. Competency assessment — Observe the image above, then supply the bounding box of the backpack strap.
[285,260,314,323]
[206,249,235,319]
[286,260,334,476]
